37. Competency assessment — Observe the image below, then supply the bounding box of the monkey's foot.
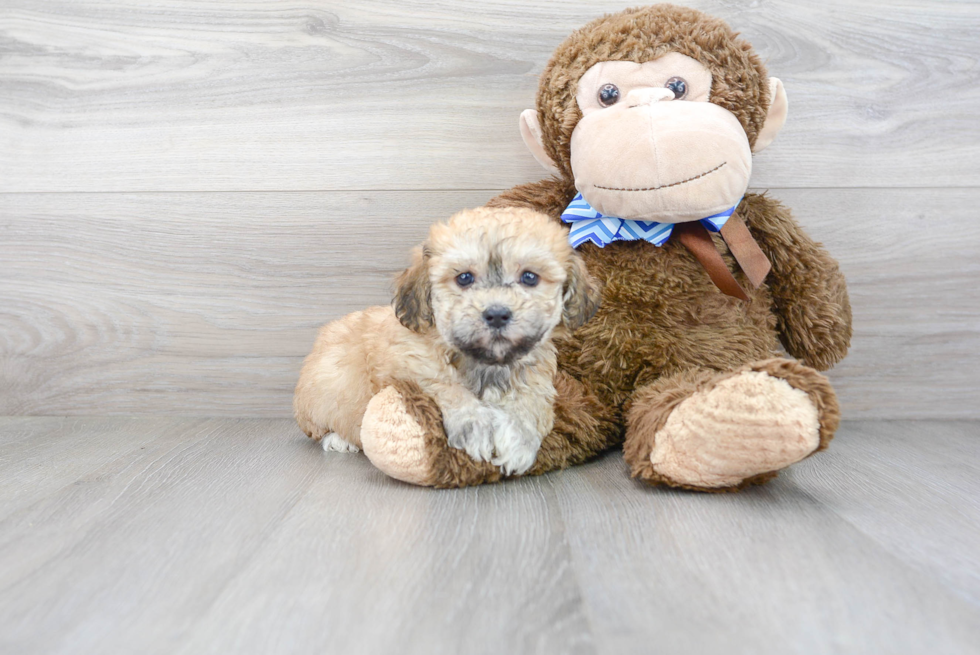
[625,359,839,491]
[360,381,502,488]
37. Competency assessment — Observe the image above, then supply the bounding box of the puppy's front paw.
[491,415,541,476]
[443,405,496,462]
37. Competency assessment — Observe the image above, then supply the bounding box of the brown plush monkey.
[323,4,852,491]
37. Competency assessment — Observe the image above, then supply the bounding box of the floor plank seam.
[165,461,324,648]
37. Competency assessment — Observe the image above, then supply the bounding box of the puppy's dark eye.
[455,272,474,288]
[665,77,687,99]
[597,83,620,107]
[520,271,539,287]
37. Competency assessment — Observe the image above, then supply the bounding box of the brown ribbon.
[673,212,771,301]
[720,213,772,288]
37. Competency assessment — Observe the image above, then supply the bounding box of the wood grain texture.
[792,420,980,607]
[550,444,980,654]
[0,417,978,654]
[2,188,978,419]
[0,416,208,522]
[0,418,324,655]
[1,0,978,191]
[175,452,593,655]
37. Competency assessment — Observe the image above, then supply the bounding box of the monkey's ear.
[561,253,602,331]
[393,246,434,333]
[520,109,561,176]
[752,78,789,153]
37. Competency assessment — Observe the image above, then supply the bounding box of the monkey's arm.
[739,193,852,371]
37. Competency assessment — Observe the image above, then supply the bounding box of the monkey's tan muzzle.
[570,100,752,223]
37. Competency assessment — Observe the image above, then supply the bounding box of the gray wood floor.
[1,417,978,655]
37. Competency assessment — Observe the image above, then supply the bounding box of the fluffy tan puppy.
[294,207,601,475]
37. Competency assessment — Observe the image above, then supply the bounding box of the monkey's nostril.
[482,306,513,329]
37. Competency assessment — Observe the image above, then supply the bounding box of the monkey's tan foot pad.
[360,384,502,488]
[649,371,821,489]
[361,387,435,486]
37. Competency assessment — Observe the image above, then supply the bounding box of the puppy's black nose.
[482,306,512,329]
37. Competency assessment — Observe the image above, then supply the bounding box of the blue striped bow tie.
[560,193,741,249]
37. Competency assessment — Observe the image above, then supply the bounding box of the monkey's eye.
[520,271,540,287]
[455,272,475,288]
[665,77,687,100]
[597,83,620,107]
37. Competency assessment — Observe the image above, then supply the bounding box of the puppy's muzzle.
[454,303,543,366]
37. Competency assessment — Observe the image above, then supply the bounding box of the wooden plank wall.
[1,0,978,419]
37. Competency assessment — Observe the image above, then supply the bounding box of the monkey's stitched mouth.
[592,161,727,192]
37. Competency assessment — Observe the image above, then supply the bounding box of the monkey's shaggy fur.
[359,4,852,491]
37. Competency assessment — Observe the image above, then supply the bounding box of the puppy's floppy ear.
[393,245,434,332]
[562,252,602,330]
